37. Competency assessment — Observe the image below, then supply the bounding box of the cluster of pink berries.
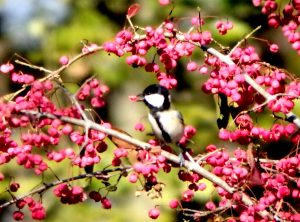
[76,78,109,108]
[104,20,212,89]
[13,197,46,221]
[253,0,300,54]
[219,121,297,144]
[204,146,300,221]
[73,142,101,168]
[89,191,112,209]
[47,148,75,162]
[179,125,197,145]
[0,128,49,174]
[53,183,86,204]
[202,47,259,105]
[215,20,233,35]
[0,58,113,220]
[11,72,35,85]
[199,43,300,146]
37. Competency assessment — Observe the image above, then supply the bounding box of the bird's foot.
[176,142,198,170]
[177,151,198,171]
[178,152,185,167]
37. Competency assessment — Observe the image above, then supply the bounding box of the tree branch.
[9,45,104,102]
[20,110,273,220]
[0,166,130,209]
[20,110,233,190]
[201,45,300,129]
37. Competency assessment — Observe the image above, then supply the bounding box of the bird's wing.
[177,111,184,125]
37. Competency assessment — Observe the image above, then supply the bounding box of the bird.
[136,84,185,147]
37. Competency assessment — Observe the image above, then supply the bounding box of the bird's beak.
[136,94,144,102]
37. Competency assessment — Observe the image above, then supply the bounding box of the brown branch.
[41,45,103,82]
[14,60,52,74]
[228,25,261,56]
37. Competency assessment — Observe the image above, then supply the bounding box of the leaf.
[0,93,15,102]
[107,127,139,164]
[108,127,139,150]
[106,185,118,192]
[127,3,141,18]
[0,89,24,102]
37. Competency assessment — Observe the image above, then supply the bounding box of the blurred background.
[0,0,299,221]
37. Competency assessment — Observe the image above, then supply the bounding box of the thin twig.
[57,82,91,148]
[182,202,231,217]
[228,25,261,56]
[14,60,53,74]
[10,45,104,101]
[195,148,223,165]
[0,166,130,209]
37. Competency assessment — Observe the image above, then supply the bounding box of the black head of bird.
[138,84,171,112]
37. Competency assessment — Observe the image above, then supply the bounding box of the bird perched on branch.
[136,84,185,148]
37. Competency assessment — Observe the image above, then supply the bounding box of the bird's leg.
[177,152,185,167]
[176,143,197,170]
[176,142,186,167]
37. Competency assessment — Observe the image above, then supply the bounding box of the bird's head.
[137,84,171,111]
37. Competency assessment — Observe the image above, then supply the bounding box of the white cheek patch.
[144,94,165,108]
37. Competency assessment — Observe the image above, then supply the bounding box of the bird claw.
[176,143,197,170]
[178,153,185,167]
[178,152,197,171]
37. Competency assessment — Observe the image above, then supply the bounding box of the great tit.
[137,84,184,146]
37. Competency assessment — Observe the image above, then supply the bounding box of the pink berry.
[10,182,20,192]
[129,95,139,102]
[159,0,170,6]
[182,190,194,202]
[148,207,160,219]
[134,122,145,131]
[198,183,207,191]
[59,56,69,65]
[252,0,262,7]
[101,197,112,209]
[13,211,24,221]
[187,61,198,72]
[0,173,4,181]
[169,199,179,209]
[128,173,138,183]
[89,191,102,202]
[16,199,26,209]
[0,63,14,73]
[199,65,208,74]
[269,44,279,53]
[205,201,216,210]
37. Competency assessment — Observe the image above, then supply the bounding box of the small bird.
[137,84,185,147]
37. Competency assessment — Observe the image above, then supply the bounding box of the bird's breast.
[148,110,184,143]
